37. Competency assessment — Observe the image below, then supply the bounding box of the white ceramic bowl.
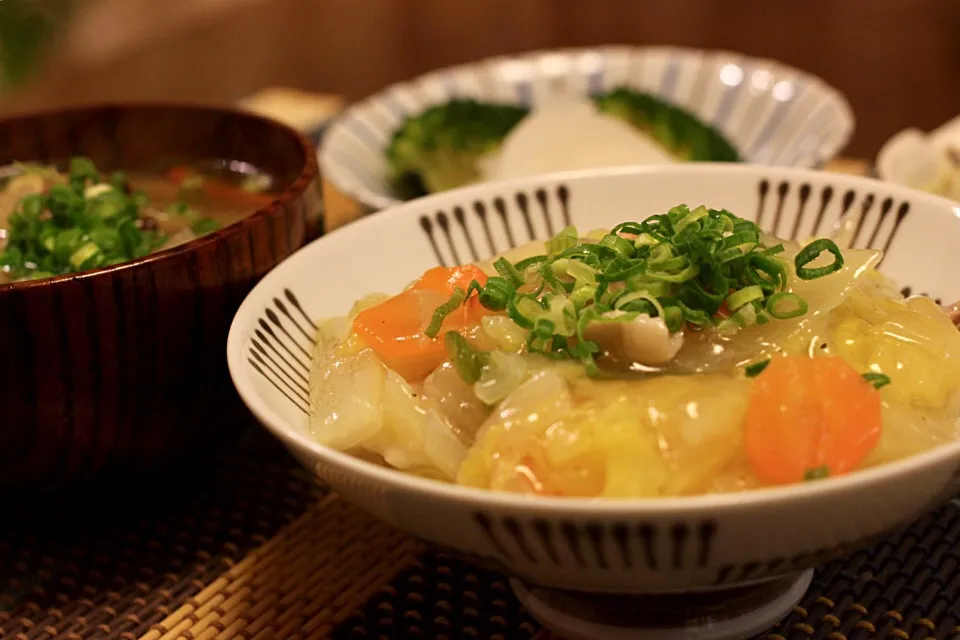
[319,46,855,212]
[228,164,960,607]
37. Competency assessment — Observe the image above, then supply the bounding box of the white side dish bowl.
[320,46,855,211]
[228,164,960,640]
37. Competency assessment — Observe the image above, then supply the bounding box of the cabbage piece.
[864,399,958,467]
[308,331,467,480]
[458,370,751,497]
[420,361,489,443]
[669,243,881,373]
[309,335,385,451]
[823,275,960,466]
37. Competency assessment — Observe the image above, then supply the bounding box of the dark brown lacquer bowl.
[0,103,321,492]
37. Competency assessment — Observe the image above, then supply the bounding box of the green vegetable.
[386,98,529,196]
[385,89,743,197]
[68,156,99,191]
[435,203,849,380]
[744,359,771,377]
[493,257,524,288]
[547,226,579,256]
[189,217,221,235]
[444,331,489,384]
[424,287,466,338]
[803,466,830,481]
[0,156,200,282]
[765,292,809,319]
[862,372,891,389]
[795,238,844,280]
[168,201,192,216]
[592,87,741,162]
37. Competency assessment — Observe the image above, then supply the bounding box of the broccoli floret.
[593,87,741,163]
[386,99,530,195]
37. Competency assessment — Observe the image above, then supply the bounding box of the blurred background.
[3,0,958,158]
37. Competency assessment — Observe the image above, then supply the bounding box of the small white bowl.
[319,46,855,212]
[227,164,960,639]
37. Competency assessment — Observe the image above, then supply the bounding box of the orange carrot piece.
[413,265,488,295]
[353,290,449,380]
[352,266,491,380]
[744,355,883,485]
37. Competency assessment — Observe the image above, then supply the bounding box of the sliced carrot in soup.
[352,266,491,381]
[744,355,882,484]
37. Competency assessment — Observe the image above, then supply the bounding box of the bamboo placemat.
[4,423,960,640]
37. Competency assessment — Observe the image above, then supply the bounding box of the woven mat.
[1,423,959,640]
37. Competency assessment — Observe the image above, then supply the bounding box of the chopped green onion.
[646,262,699,283]
[507,294,545,330]
[615,290,666,320]
[69,156,100,190]
[168,201,192,216]
[744,359,771,377]
[444,331,488,384]
[443,203,845,375]
[69,242,102,269]
[477,277,513,311]
[570,284,598,310]
[547,225,579,256]
[514,255,548,271]
[549,258,570,279]
[731,302,758,327]
[677,300,710,326]
[566,259,598,284]
[494,256,524,288]
[625,277,669,297]
[190,218,221,235]
[662,305,684,332]
[765,292,809,319]
[0,156,223,282]
[764,243,785,256]
[749,254,788,290]
[18,194,44,218]
[795,239,844,280]
[672,205,709,236]
[725,285,764,312]
[633,232,659,248]
[424,287,465,338]
[862,372,891,389]
[803,466,830,481]
[598,233,635,258]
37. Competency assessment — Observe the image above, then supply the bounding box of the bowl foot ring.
[511,570,813,640]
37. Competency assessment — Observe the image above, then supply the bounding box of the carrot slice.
[352,266,491,380]
[413,265,488,294]
[744,355,883,484]
[413,264,490,323]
